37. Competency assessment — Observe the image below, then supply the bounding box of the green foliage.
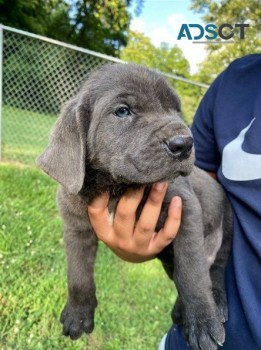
[0,0,72,40]
[121,31,190,77]
[69,0,130,56]
[0,0,144,57]
[120,31,205,124]
[0,164,176,349]
[190,0,261,83]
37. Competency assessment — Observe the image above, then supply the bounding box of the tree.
[0,0,144,57]
[121,31,190,76]
[68,0,131,56]
[190,0,261,83]
[121,31,204,124]
[0,0,71,37]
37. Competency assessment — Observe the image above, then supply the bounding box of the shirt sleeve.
[191,72,224,172]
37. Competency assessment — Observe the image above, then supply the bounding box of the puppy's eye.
[114,106,131,118]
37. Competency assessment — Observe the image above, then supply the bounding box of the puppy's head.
[37,63,194,194]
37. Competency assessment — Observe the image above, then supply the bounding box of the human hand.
[87,183,182,263]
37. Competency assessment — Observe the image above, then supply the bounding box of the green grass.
[0,164,177,350]
[2,106,56,165]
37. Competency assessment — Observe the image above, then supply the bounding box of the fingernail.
[154,182,167,192]
[172,196,182,207]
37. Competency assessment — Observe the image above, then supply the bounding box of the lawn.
[1,106,56,165]
[0,163,177,350]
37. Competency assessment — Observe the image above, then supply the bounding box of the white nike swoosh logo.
[222,118,261,181]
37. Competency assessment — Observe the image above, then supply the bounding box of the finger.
[149,196,182,253]
[87,193,112,240]
[114,187,145,236]
[87,192,110,213]
[135,183,168,237]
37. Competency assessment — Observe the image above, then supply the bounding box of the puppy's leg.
[209,206,232,323]
[173,196,225,350]
[171,296,183,325]
[60,225,98,340]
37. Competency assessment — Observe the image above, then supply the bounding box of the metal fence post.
[0,25,3,161]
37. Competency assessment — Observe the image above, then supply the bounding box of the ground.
[0,163,177,350]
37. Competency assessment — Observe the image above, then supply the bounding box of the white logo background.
[222,118,261,181]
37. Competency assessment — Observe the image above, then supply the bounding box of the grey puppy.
[37,63,232,350]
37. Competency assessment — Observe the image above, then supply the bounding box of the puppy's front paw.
[60,303,95,340]
[183,308,225,350]
[212,288,228,323]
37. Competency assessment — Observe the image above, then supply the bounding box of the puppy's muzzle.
[163,136,193,160]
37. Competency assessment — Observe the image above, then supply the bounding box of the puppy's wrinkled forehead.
[84,63,181,113]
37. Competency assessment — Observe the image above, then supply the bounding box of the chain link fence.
[0,25,208,165]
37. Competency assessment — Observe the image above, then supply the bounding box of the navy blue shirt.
[165,54,261,350]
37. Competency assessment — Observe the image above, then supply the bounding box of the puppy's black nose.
[165,136,193,160]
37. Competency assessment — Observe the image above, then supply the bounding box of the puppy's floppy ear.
[36,97,88,195]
